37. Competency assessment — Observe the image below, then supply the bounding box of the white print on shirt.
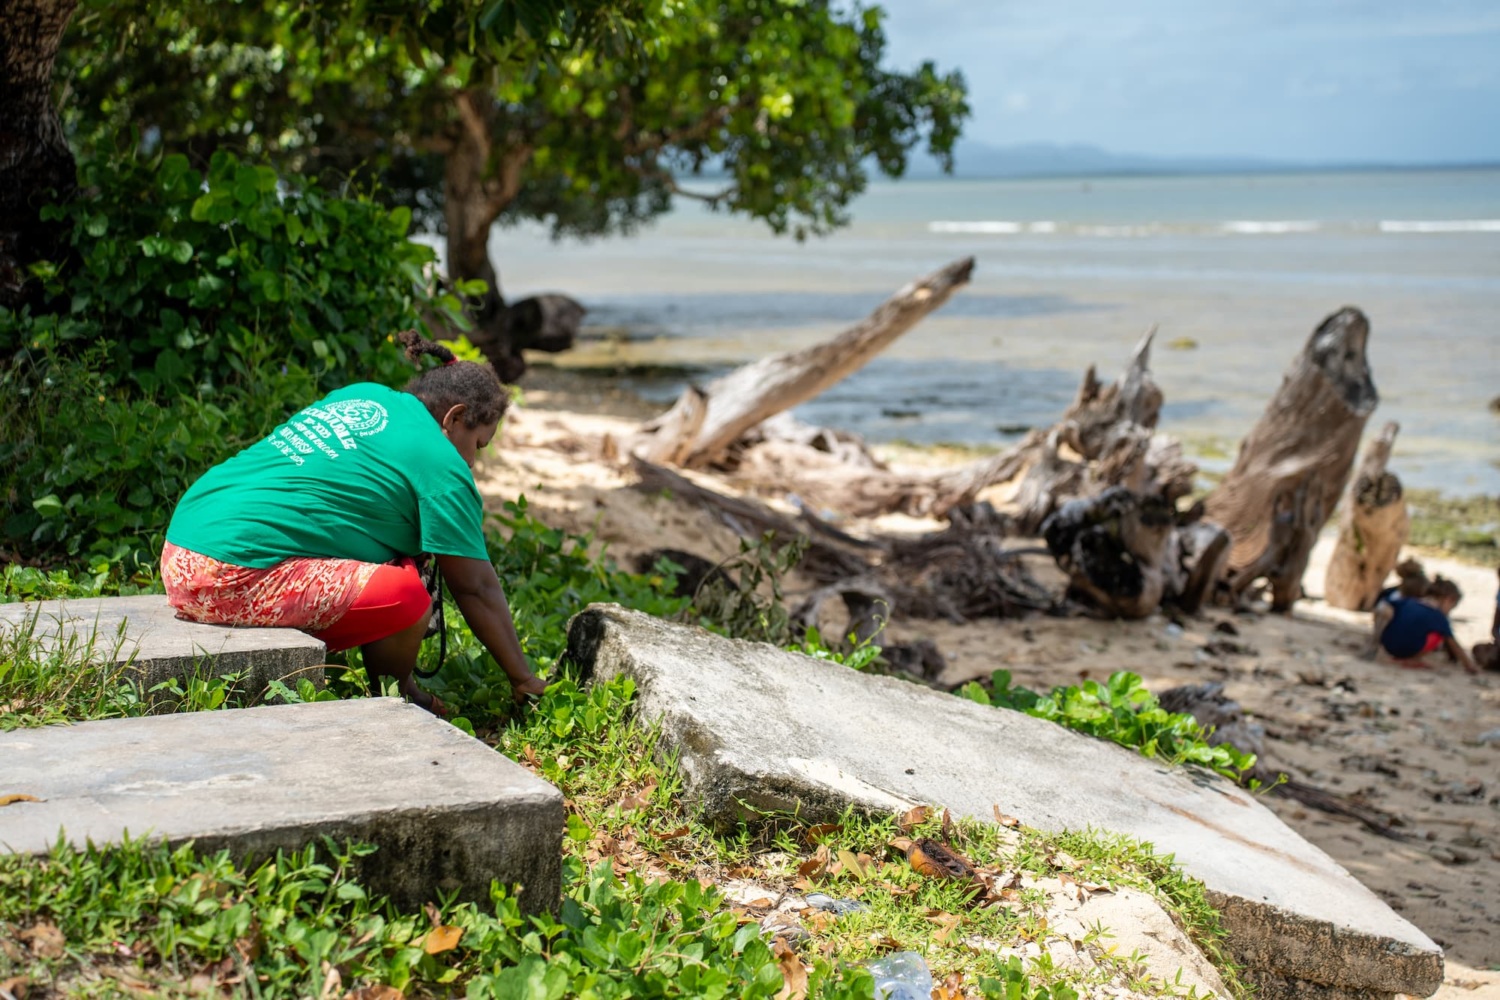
[268,399,391,463]
[270,437,305,465]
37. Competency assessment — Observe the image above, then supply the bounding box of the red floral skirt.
[161,542,427,652]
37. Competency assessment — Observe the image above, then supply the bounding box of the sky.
[874,0,1500,165]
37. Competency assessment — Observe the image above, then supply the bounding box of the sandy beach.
[483,372,1499,997]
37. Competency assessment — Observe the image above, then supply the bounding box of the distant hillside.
[906,140,1296,179]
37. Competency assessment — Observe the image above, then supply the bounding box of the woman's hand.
[512,673,548,704]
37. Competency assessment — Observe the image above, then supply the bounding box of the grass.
[1405,489,1500,567]
[0,663,1244,998]
[0,508,1249,998]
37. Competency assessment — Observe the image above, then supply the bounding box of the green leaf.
[32,494,63,518]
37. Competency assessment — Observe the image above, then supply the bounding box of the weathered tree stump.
[1324,422,1408,611]
[1204,307,1378,611]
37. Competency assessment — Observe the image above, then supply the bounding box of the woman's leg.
[361,611,439,709]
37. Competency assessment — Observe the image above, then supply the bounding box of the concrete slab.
[0,699,564,913]
[0,595,326,700]
[566,604,1443,1000]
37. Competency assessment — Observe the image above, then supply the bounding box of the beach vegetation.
[57,0,968,349]
[1,538,1245,997]
[1404,489,1499,566]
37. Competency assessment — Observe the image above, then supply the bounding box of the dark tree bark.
[0,0,80,311]
[441,88,582,381]
[1205,307,1378,611]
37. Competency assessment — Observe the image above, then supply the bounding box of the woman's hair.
[396,329,508,428]
[1427,576,1462,604]
[1395,558,1430,598]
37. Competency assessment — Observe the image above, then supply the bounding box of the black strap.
[413,560,445,680]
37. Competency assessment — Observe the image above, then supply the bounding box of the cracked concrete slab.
[0,595,326,700]
[0,699,563,913]
[565,604,1442,1000]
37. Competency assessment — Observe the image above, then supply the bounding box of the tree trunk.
[1204,307,1378,611]
[440,90,583,381]
[637,257,975,468]
[1324,421,1408,611]
[0,0,79,311]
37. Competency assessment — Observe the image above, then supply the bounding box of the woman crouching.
[161,330,546,713]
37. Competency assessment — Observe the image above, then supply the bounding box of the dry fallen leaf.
[805,822,842,843]
[0,975,30,1000]
[924,910,961,944]
[887,836,914,855]
[992,805,1021,828]
[319,963,343,1000]
[835,850,867,880]
[345,987,404,1000]
[896,805,930,833]
[656,825,690,840]
[772,937,808,1000]
[796,844,830,880]
[18,924,64,959]
[0,795,41,808]
[933,971,965,1000]
[422,925,464,955]
[867,932,902,953]
[618,780,658,812]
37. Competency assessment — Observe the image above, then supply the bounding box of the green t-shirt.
[167,383,488,568]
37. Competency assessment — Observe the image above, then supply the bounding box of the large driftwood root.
[1205,307,1378,611]
[1324,421,1408,611]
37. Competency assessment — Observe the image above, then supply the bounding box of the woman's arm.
[437,554,547,700]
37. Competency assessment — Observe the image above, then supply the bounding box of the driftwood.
[1040,487,1229,619]
[634,257,975,468]
[629,457,1055,628]
[1324,422,1408,611]
[726,329,1194,527]
[1205,308,1378,611]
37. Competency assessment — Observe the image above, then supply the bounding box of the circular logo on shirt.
[325,399,389,437]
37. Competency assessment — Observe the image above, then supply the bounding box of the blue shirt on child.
[1379,597,1453,659]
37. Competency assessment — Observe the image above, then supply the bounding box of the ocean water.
[482,169,1500,496]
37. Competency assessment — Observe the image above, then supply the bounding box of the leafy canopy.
[62,0,968,242]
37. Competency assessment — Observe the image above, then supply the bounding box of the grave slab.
[0,699,564,913]
[0,595,326,699]
[566,604,1442,1000]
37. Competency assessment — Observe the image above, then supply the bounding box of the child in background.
[1372,575,1479,674]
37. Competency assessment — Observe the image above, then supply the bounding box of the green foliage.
[3,150,457,394]
[0,147,470,565]
[0,835,878,998]
[683,531,806,646]
[957,670,1257,781]
[61,0,967,253]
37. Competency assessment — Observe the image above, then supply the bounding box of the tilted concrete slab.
[566,605,1442,1000]
[0,699,563,913]
[0,595,326,699]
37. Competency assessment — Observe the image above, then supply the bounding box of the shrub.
[2,150,466,393]
[0,149,471,566]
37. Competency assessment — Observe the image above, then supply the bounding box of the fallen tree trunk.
[629,457,1055,624]
[635,257,975,468]
[1205,307,1378,611]
[1324,422,1408,611]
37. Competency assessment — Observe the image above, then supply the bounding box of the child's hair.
[1427,576,1462,604]
[1395,558,1430,598]
[395,329,508,428]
